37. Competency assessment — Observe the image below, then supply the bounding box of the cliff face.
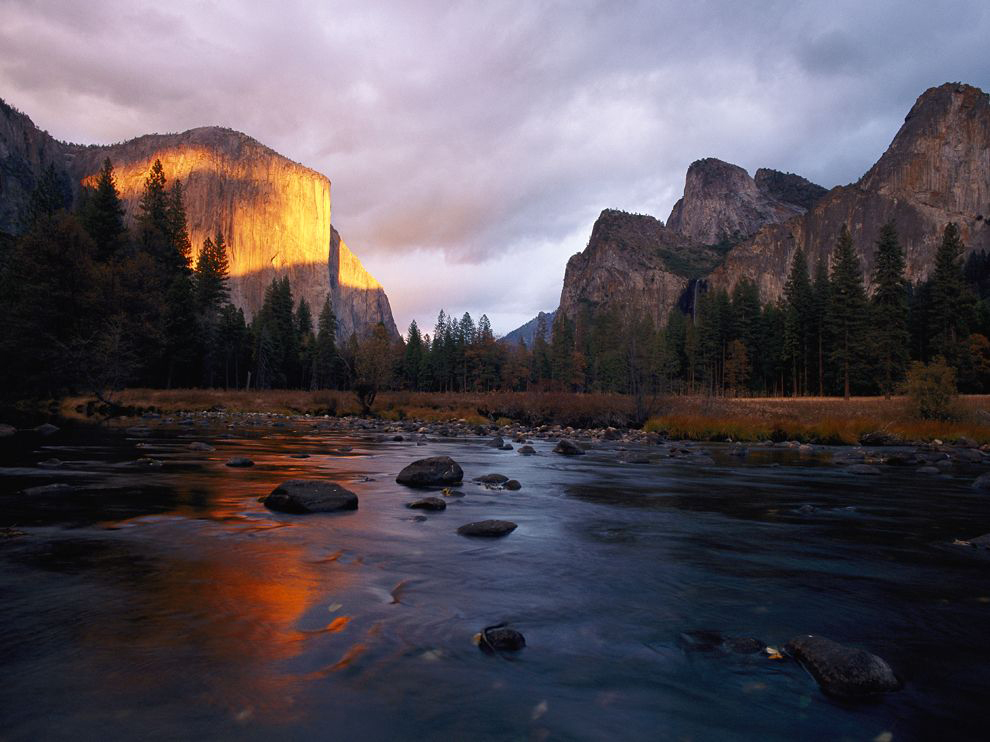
[710,83,990,301]
[501,310,556,347]
[558,209,721,326]
[0,103,397,338]
[665,158,810,245]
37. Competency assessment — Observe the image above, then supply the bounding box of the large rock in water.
[553,439,585,456]
[263,480,359,513]
[0,99,398,339]
[457,520,517,537]
[396,456,464,487]
[784,635,900,698]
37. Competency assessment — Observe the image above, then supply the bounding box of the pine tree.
[929,223,976,365]
[783,247,813,396]
[870,222,910,398]
[81,158,127,261]
[828,225,869,399]
[25,163,70,228]
[312,296,340,389]
[811,258,831,396]
[531,313,552,386]
[550,312,576,389]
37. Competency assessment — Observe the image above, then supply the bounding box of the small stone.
[21,483,74,496]
[518,445,536,455]
[290,453,310,458]
[973,473,990,490]
[488,436,505,448]
[38,458,63,469]
[407,497,447,511]
[475,473,509,484]
[784,635,899,698]
[34,423,60,436]
[725,637,767,654]
[263,480,358,513]
[226,457,255,467]
[457,519,517,537]
[478,623,526,653]
[916,465,940,474]
[188,442,215,451]
[441,488,465,497]
[504,479,522,491]
[848,464,882,475]
[396,456,464,487]
[553,439,585,456]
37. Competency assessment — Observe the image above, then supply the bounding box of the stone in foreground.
[407,497,447,511]
[396,456,463,487]
[263,480,358,514]
[553,439,585,456]
[784,635,899,699]
[478,623,526,653]
[457,519,517,537]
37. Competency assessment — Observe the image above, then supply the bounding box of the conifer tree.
[811,258,831,396]
[81,158,127,260]
[870,222,909,398]
[403,319,425,389]
[929,223,976,365]
[312,296,340,389]
[783,247,813,395]
[828,225,869,399]
[25,163,70,228]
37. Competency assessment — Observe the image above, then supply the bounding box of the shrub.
[904,357,957,420]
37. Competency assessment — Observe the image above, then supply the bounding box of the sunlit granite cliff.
[0,101,397,338]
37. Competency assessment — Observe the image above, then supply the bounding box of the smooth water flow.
[1,420,988,740]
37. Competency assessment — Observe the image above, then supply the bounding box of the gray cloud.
[2,0,989,334]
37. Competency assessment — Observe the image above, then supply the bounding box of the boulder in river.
[553,439,585,456]
[188,442,215,452]
[34,423,60,436]
[263,480,359,514]
[457,519,517,537]
[504,479,522,491]
[972,473,990,490]
[226,457,255,467]
[475,473,509,485]
[478,623,526,653]
[517,445,536,456]
[407,497,447,511]
[847,464,881,476]
[784,635,900,698]
[396,456,463,487]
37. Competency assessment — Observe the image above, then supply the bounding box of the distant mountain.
[0,99,398,339]
[502,310,556,347]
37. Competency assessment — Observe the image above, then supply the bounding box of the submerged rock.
[553,439,585,456]
[396,456,464,487]
[848,464,882,476]
[187,442,215,452]
[475,473,509,485]
[407,497,447,511]
[34,423,60,436]
[517,445,536,456]
[678,630,766,655]
[972,472,990,490]
[504,479,522,491]
[478,623,526,653]
[784,635,899,698]
[226,457,255,467]
[457,519,517,537]
[263,480,359,513]
[21,483,74,496]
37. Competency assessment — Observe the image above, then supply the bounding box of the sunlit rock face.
[64,127,397,335]
[0,102,397,338]
[710,83,990,302]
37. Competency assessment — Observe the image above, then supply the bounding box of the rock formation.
[710,82,990,302]
[500,309,556,346]
[0,101,397,338]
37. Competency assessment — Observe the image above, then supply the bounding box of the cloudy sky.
[2,0,989,335]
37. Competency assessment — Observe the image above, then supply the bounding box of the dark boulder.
[475,473,509,485]
[478,623,526,653]
[407,497,447,511]
[784,635,899,698]
[859,431,900,446]
[34,423,60,436]
[396,456,463,487]
[553,439,585,456]
[226,457,255,467]
[457,519,517,537]
[188,442,215,452]
[517,445,536,455]
[972,472,990,490]
[263,480,359,514]
[504,479,522,491]
[488,436,505,448]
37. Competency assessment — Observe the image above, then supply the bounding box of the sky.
[2,0,989,336]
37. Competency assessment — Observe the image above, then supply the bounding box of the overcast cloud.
[2,0,988,334]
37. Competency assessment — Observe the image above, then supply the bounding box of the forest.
[2,158,990,408]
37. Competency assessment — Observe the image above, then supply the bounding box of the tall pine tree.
[870,222,909,398]
[828,225,869,399]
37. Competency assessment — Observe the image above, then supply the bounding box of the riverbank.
[53,390,990,445]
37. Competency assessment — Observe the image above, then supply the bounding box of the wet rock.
[457,519,517,537]
[972,473,990,490]
[478,623,526,653]
[188,442,215,452]
[0,424,16,438]
[407,497,447,511]
[859,431,900,446]
[475,473,509,485]
[488,436,505,448]
[953,448,983,464]
[441,488,465,498]
[21,483,74,496]
[34,423,60,436]
[263,480,359,513]
[784,635,900,699]
[392,434,404,442]
[796,504,817,515]
[935,459,953,471]
[225,457,255,467]
[411,514,428,522]
[129,457,163,468]
[518,445,536,455]
[396,456,464,487]
[125,426,152,437]
[848,464,882,475]
[954,533,990,549]
[725,637,767,654]
[504,479,522,491]
[553,439,585,456]
[501,443,514,451]
[38,458,63,469]
[290,453,310,458]
[916,465,940,474]
[679,630,725,652]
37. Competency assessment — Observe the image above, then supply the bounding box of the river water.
[1,419,988,741]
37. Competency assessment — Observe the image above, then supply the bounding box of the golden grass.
[60,389,990,443]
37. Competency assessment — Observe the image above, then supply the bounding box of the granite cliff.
[542,82,989,335]
[0,101,397,338]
